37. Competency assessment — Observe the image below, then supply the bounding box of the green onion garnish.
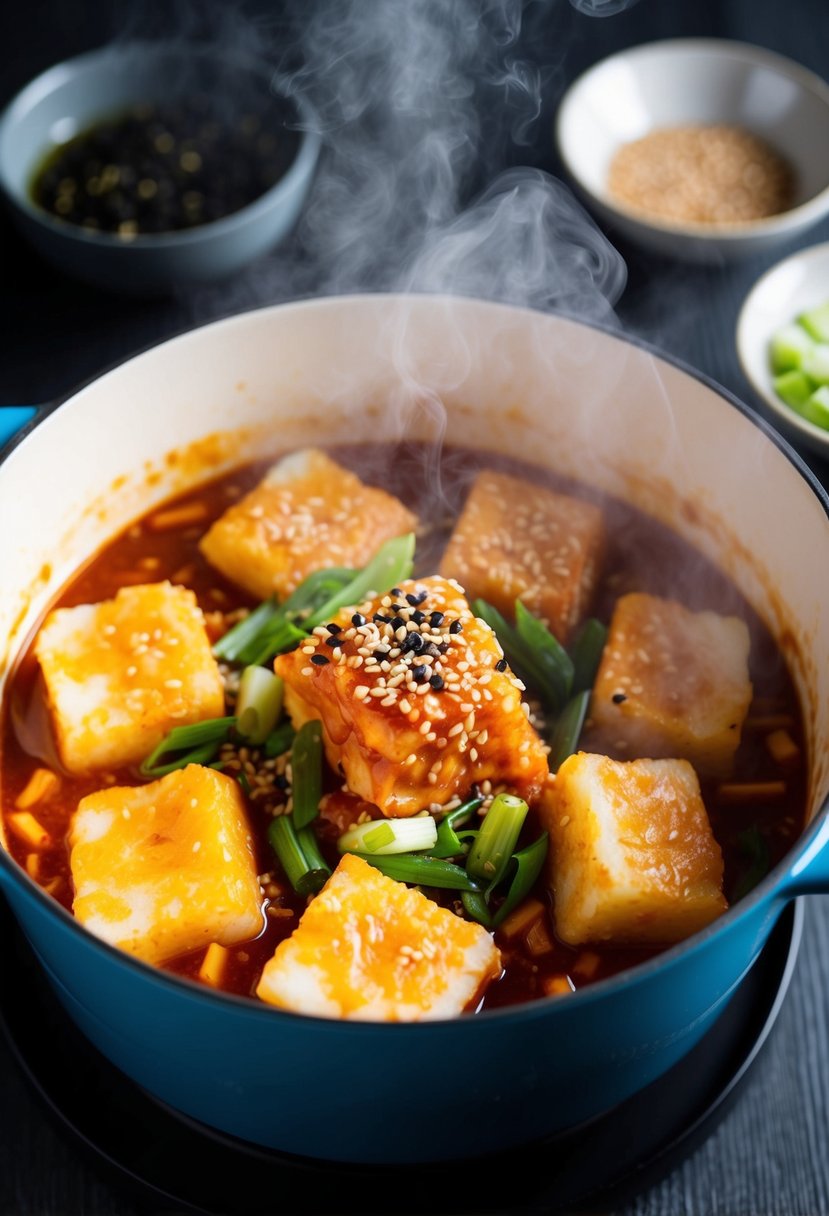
[235,618,308,668]
[514,600,574,712]
[355,852,482,891]
[465,792,529,890]
[139,716,237,778]
[291,720,323,830]
[431,796,484,858]
[304,533,416,629]
[733,826,771,901]
[268,815,330,897]
[461,889,493,929]
[338,815,438,855]
[212,597,280,662]
[547,689,591,772]
[492,833,548,927]
[570,618,608,694]
[235,666,284,745]
[263,720,296,758]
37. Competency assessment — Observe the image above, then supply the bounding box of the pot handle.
[0,406,38,450]
[779,817,829,896]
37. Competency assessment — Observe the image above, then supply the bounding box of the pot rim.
[2,292,827,1029]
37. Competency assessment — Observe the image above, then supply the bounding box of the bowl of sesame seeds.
[0,42,320,294]
[555,39,829,262]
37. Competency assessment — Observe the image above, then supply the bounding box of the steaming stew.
[0,443,806,1017]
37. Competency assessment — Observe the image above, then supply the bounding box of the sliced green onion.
[268,815,329,896]
[338,816,438,856]
[291,720,323,830]
[461,889,493,929]
[355,852,482,891]
[236,667,284,745]
[263,720,296,758]
[277,566,355,624]
[139,716,237,778]
[213,598,280,662]
[548,689,591,772]
[570,618,607,694]
[304,533,416,629]
[236,618,307,668]
[514,600,573,712]
[296,825,332,895]
[431,796,484,859]
[492,833,548,927]
[733,826,771,901]
[465,793,529,890]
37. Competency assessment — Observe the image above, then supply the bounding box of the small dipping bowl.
[737,241,829,459]
[555,39,829,263]
[0,44,321,294]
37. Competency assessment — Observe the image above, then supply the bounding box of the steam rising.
[134,0,629,324]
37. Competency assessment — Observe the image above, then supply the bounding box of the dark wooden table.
[2,1,829,1213]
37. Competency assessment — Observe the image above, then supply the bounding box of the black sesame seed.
[275,775,290,790]
[324,635,341,647]
[410,664,428,683]
[495,658,508,672]
[390,604,405,613]
[429,673,444,690]
[422,642,441,659]
[311,654,330,666]
[437,641,450,654]
[448,619,463,635]
[390,616,406,631]
[351,613,366,627]
[326,623,342,634]
[612,692,627,704]
[373,647,391,659]
[391,588,402,598]
[402,633,424,654]
[429,611,445,629]
[411,609,426,625]
[373,613,390,624]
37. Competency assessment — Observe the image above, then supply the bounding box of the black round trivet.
[0,898,802,1215]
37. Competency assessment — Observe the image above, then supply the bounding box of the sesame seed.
[351,613,367,627]
[495,659,508,672]
[311,654,330,666]
[612,692,627,704]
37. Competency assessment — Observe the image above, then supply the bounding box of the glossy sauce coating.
[0,443,808,1010]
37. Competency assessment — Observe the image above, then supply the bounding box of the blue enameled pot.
[1,297,827,1164]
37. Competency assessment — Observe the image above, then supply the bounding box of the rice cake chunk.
[34,582,225,775]
[542,752,727,946]
[200,448,418,602]
[70,765,264,965]
[276,576,549,817]
[256,854,501,1020]
[590,593,752,779]
[439,469,604,643]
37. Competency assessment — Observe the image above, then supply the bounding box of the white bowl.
[737,241,829,458]
[556,39,829,263]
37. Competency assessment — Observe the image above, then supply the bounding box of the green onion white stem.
[338,816,437,856]
[235,667,284,745]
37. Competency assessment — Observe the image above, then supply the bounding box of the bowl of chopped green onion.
[0,43,320,294]
[737,241,829,457]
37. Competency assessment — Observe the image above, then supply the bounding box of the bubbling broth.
[0,442,806,1015]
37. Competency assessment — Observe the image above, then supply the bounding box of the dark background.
[2,1,829,1214]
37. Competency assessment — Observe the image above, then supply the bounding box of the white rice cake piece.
[70,765,263,965]
[256,854,501,1020]
[542,752,727,946]
[439,469,604,642]
[200,448,418,602]
[276,576,549,817]
[34,581,225,775]
[590,593,752,778]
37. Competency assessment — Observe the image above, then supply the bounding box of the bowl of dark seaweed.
[0,43,320,294]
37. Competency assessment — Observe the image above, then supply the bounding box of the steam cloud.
[142,0,629,324]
